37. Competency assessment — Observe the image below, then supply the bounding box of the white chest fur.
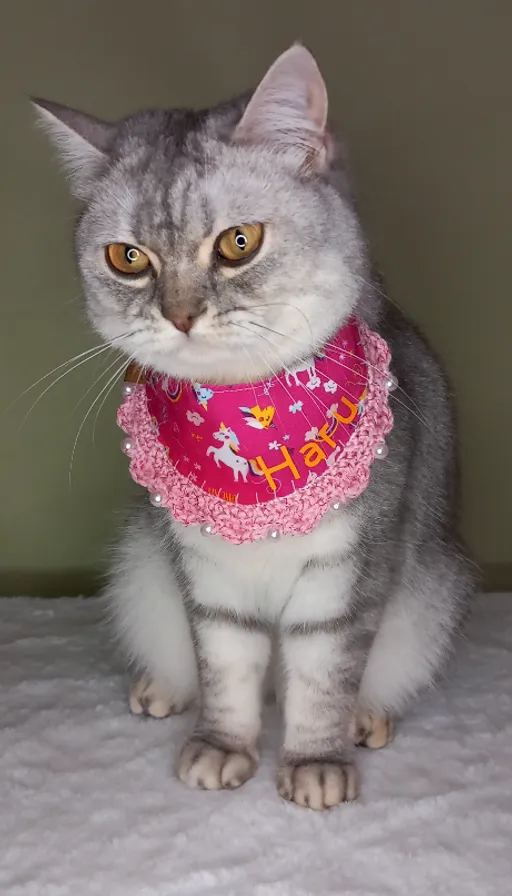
[173,508,359,624]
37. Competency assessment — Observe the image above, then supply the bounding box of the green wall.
[1,1,510,594]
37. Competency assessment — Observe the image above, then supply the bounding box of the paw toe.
[277,761,359,810]
[178,740,256,791]
[356,711,394,749]
[129,676,189,719]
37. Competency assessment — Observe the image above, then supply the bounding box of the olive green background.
[1,1,510,595]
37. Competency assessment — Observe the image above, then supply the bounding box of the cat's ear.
[233,44,329,171]
[31,99,114,199]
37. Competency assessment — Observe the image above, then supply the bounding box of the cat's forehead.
[107,133,303,248]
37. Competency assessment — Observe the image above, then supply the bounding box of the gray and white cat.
[34,45,475,810]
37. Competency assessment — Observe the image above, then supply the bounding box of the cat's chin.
[129,342,277,386]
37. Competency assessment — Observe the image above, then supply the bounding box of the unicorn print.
[206,425,262,483]
[285,357,317,386]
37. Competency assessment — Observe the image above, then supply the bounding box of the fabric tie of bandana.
[118,318,394,543]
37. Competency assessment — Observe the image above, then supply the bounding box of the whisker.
[247,321,366,411]
[5,330,133,421]
[69,356,130,487]
[72,351,125,414]
[246,302,314,341]
[230,322,320,435]
[248,319,427,427]
[251,331,337,417]
[18,344,121,432]
[249,347,443,520]
[92,357,137,444]
[241,344,290,438]
[238,320,433,435]
[240,345,268,410]
[5,343,110,421]
[352,271,403,312]
[321,349,431,429]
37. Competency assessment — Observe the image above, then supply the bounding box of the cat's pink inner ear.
[233,44,329,170]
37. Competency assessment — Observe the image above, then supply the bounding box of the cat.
[239,404,276,429]
[34,44,475,810]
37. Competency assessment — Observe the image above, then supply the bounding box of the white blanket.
[1,595,511,895]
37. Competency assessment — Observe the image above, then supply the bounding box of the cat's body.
[35,46,475,809]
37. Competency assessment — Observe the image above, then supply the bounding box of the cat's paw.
[355,710,395,749]
[178,739,257,791]
[129,675,190,719]
[277,760,359,810]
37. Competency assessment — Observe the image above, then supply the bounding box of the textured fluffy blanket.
[1,595,511,895]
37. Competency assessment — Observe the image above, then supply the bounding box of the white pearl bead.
[331,499,342,511]
[120,438,135,455]
[122,383,134,398]
[384,374,398,392]
[374,442,389,459]
[149,492,164,507]
[267,528,281,541]
[200,522,215,537]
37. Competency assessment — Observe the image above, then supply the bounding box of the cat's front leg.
[277,561,365,810]
[177,590,271,791]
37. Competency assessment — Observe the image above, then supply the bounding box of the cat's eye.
[216,223,264,265]
[106,243,151,276]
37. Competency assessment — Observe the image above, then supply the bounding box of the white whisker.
[19,345,119,431]
[7,331,134,424]
[246,302,314,341]
[246,321,365,412]
[92,359,140,444]
[322,349,431,430]
[230,322,320,435]
[322,337,426,419]
[352,271,403,311]
[69,356,130,487]
[247,318,428,429]
[72,351,126,414]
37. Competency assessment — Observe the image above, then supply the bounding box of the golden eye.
[216,223,264,265]
[106,243,150,275]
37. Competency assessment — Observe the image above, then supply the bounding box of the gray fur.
[34,45,475,808]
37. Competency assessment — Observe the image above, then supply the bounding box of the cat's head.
[34,45,370,384]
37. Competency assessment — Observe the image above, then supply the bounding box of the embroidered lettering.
[254,446,300,491]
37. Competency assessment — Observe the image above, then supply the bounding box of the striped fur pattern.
[34,45,475,809]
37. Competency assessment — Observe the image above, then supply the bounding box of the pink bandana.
[118,319,394,544]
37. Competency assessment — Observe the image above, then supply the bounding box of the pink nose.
[164,312,196,334]
[172,315,195,334]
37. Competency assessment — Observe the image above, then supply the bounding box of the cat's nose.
[167,313,196,335]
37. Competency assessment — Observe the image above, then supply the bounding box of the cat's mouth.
[123,329,274,386]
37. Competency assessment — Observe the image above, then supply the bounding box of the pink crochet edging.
[117,324,393,544]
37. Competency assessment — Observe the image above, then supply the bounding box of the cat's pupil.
[126,247,139,263]
[235,231,247,250]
